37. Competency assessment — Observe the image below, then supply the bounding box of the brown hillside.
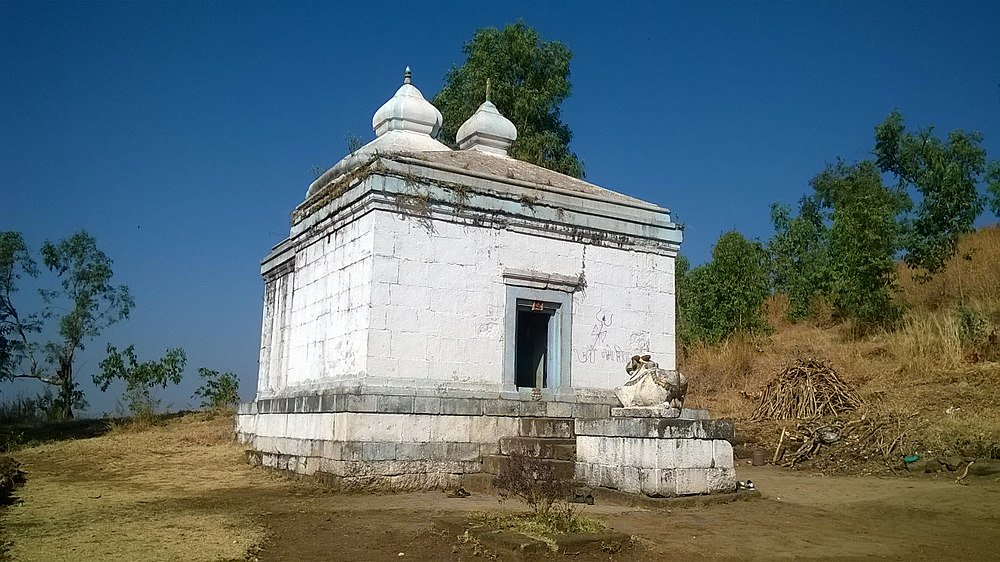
[682,225,1000,473]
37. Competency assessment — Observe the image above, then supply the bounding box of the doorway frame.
[502,285,573,398]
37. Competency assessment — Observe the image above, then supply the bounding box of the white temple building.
[234,69,739,495]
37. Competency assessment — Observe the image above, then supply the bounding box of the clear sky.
[2,1,998,415]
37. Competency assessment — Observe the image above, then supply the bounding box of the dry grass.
[898,224,1000,310]
[685,226,1000,463]
[2,411,288,561]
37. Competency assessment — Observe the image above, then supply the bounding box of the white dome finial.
[372,67,443,138]
[456,98,517,156]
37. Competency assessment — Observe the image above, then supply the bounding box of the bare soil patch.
[254,466,1000,561]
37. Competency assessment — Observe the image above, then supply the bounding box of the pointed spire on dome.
[456,96,517,156]
[372,66,443,138]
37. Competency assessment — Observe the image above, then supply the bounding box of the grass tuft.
[468,510,607,551]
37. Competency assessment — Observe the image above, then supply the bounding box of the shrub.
[193,368,240,411]
[492,450,571,515]
[677,231,771,346]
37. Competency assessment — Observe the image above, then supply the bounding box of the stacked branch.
[776,412,910,471]
[750,358,864,421]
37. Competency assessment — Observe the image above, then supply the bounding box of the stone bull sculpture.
[614,354,688,409]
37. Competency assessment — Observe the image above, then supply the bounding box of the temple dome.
[307,68,450,197]
[372,67,443,137]
[456,100,517,156]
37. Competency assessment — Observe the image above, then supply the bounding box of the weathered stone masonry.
[236,69,713,493]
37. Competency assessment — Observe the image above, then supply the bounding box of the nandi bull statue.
[614,354,688,412]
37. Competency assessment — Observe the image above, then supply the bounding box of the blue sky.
[2,2,998,415]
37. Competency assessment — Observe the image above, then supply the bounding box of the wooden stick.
[773,428,787,464]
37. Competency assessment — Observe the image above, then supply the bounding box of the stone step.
[498,437,576,461]
[480,455,576,480]
[518,417,575,439]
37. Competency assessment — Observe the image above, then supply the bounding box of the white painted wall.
[366,210,676,392]
[259,203,676,397]
[257,213,374,395]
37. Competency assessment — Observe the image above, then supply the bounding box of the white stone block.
[368,329,391,358]
[674,468,709,495]
[467,416,497,440]
[576,436,599,463]
[670,439,714,469]
[713,440,735,469]
[398,415,432,443]
[429,415,472,442]
[390,332,428,360]
[397,259,427,283]
[707,468,737,493]
[656,438,679,468]
[619,466,642,494]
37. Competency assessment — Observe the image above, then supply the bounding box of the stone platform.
[574,417,737,497]
[236,390,611,491]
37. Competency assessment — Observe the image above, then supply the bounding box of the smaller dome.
[372,67,443,138]
[456,100,517,155]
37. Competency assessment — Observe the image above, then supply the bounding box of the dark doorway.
[515,308,552,389]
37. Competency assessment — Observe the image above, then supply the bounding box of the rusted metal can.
[751,447,766,466]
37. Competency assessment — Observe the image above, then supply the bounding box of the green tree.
[1,231,133,419]
[433,22,584,178]
[812,161,906,333]
[95,345,186,418]
[987,161,1000,217]
[768,197,831,320]
[677,231,771,345]
[193,368,240,411]
[1,232,40,381]
[875,110,999,274]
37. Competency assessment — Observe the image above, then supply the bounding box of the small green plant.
[469,510,606,552]
[956,304,987,345]
[345,132,363,155]
[122,386,159,424]
[488,451,609,548]
[193,368,240,411]
[954,304,999,362]
[519,194,539,210]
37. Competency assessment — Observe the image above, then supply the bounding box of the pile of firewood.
[750,358,864,421]
[773,413,910,471]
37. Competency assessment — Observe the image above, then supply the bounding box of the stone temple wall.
[257,212,374,395]
[367,210,676,391]
[256,204,676,398]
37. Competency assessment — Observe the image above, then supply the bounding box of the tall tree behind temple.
[875,110,1000,275]
[433,22,585,178]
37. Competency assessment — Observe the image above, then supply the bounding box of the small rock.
[944,456,966,471]
[923,461,944,474]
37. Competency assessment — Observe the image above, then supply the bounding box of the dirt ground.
[3,414,999,561]
[255,466,1000,561]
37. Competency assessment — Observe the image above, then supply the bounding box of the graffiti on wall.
[574,308,654,364]
[575,308,639,364]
